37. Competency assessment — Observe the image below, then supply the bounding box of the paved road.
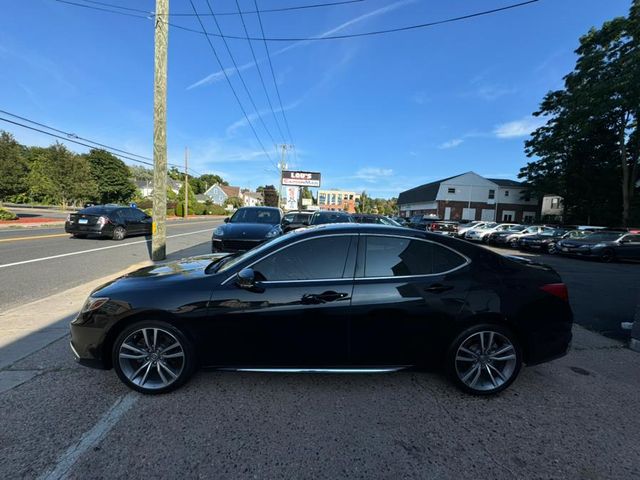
[1,328,639,479]
[0,218,222,312]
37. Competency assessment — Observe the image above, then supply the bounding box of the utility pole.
[278,144,292,209]
[151,0,169,261]
[184,146,189,219]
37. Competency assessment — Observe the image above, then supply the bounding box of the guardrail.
[2,203,80,212]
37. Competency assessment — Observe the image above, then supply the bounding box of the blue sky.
[0,0,632,198]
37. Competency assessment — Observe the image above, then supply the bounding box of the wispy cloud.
[353,167,394,182]
[226,100,301,137]
[187,0,415,89]
[438,138,464,149]
[494,116,545,138]
[476,85,517,101]
[411,91,429,105]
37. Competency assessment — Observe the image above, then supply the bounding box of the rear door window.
[364,236,467,277]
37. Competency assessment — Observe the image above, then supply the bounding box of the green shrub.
[0,207,18,221]
[166,208,175,217]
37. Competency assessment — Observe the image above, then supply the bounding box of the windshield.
[229,208,280,224]
[542,229,567,236]
[506,225,525,231]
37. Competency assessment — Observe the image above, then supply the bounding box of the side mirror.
[236,268,256,289]
[224,217,230,223]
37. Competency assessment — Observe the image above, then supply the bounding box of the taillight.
[66,214,71,221]
[97,216,110,226]
[540,283,569,302]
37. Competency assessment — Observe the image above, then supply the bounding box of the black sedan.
[65,205,152,240]
[557,231,640,262]
[71,224,573,396]
[212,207,283,253]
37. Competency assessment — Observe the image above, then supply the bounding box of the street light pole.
[152,0,169,261]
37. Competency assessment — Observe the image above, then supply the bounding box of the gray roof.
[397,175,458,205]
[487,178,523,187]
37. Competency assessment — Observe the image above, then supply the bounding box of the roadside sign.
[281,171,321,187]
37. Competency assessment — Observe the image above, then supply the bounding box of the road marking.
[0,233,68,243]
[38,392,138,480]
[0,228,214,269]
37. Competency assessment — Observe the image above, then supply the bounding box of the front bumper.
[70,314,111,369]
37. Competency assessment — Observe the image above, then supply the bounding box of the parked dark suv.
[65,205,152,240]
[281,211,313,232]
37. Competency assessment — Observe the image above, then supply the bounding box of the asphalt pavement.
[0,218,223,312]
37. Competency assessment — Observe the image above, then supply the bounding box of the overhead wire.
[254,0,297,163]
[233,0,286,145]
[187,0,276,167]
[74,0,367,16]
[0,113,204,176]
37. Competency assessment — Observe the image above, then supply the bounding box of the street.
[0,218,223,311]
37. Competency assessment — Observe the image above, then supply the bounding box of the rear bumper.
[65,222,112,237]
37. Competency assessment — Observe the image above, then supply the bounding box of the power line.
[0,109,152,162]
[54,0,150,19]
[234,0,286,144]
[0,114,204,176]
[55,0,541,43]
[164,0,541,42]
[69,0,366,16]
[187,0,275,165]
[204,0,277,148]
[254,0,296,158]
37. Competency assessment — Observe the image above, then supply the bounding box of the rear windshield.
[586,232,624,241]
[78,206,118,215]
[312,212,353,224]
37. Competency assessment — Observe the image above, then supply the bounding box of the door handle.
[424,284,454,294]
[301,291,348,304]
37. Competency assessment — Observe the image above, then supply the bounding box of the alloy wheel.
[547,243,557,254]
[118,327,185,390]
[454,330,518,393]
[113,226,126,241]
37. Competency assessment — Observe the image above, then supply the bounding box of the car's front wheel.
[446,324,522,395]
[112,320,196,394]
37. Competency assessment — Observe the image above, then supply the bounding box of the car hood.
[91,253,232,295]
[217,222,278,239]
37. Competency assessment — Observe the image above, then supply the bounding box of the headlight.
[81,296,109,313]
[265,228,281,238]
[213,226,225,236]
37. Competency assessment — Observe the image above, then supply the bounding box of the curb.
[0,260,152,371]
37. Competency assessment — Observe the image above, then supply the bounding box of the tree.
[301,186,314,201]
[0,131,29,202]
[128,165,153,182]
[520,1,640,225]
[176,182,198,216]
[199,173,227,189]
[86,149,136,204]
[226,196,244,209]
[28,143,96,206]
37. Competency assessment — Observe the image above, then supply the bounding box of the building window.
[447,188,456,194]
[551,198,561,209]
[488,189,495,199]
[319,193,327,205]
[504,190,510,197]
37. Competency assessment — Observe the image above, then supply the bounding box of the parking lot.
[1,222,639,478]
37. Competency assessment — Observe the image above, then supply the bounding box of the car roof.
[292,223,432,237]
[237,206,280,211]
[79,205,123,214]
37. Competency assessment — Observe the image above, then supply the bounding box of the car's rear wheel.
[446,324,522,395]
[600,248,615,263]
[112,321,195,394]
[547,243,557,254]
[112,226,126,241]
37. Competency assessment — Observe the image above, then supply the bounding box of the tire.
[112,226,126,241]
[446,324,522,396]
[547,243,557,254]
[112,320,196,394]
[600,248,615,263]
